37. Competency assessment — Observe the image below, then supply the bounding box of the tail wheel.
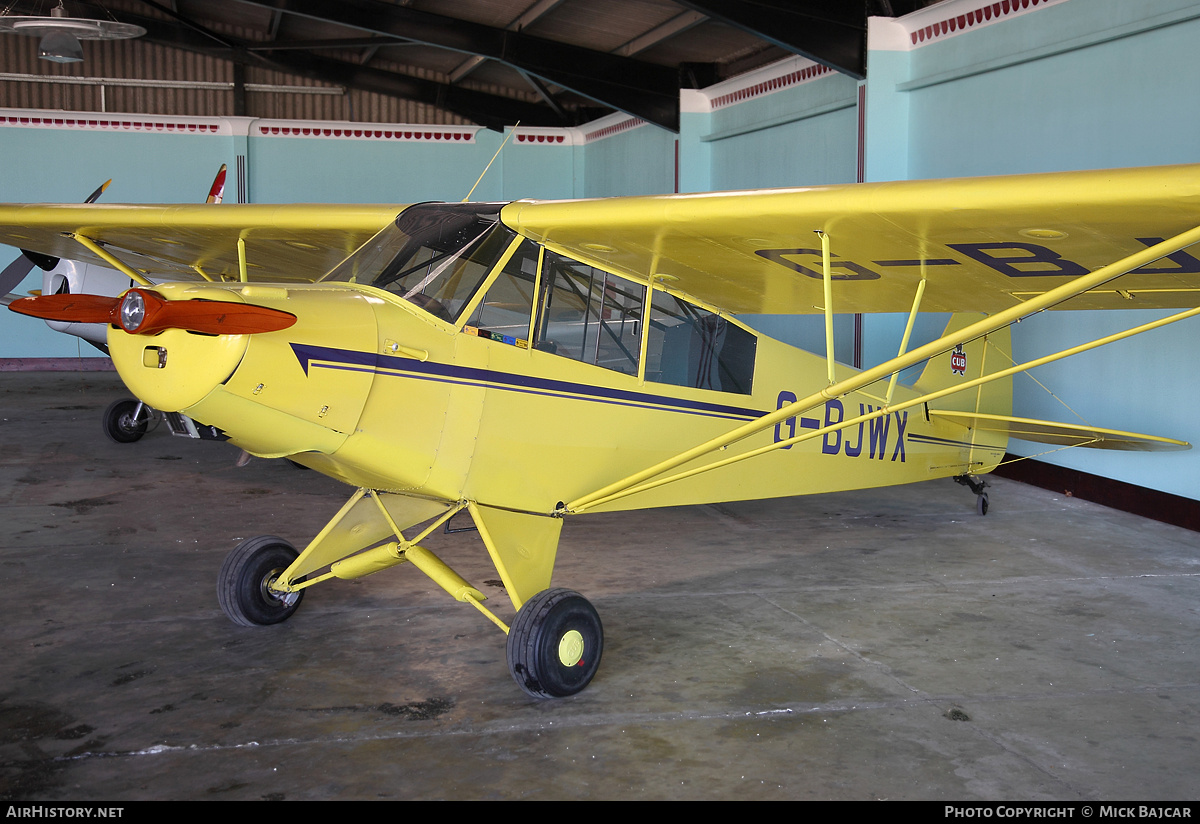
[103,398,149,443]
[217,536,304,627]
[507,588,603,698]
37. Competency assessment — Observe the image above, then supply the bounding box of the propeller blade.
[148,297,297,335]
[8,293,120,324]
[0,254,35,297]
[22,249,59,271]
[206,165,227,204]
[84,179,112,204]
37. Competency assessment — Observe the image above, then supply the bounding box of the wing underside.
[0,203,405,283]
[929,410,1190,452]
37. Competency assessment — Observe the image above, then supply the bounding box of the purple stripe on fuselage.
[290,342,766,422]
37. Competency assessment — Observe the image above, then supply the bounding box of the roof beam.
[675,0,867,79]
[231,0,681,130]
[450,0,567,84]
[124,12,563,130]
[613,10,707,58]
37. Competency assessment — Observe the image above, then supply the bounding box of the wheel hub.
[557,629,584,667]
[261,569,300,607]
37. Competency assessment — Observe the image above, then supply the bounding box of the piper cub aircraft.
[5,163,1199,698]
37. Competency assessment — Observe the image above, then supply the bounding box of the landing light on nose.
[119,289,146,332]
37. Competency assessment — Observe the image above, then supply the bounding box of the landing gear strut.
[955,474,989,516]
[211,490,601,698]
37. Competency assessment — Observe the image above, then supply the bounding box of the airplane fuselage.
[108,204,1009,517]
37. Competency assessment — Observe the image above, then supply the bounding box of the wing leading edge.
[0,203,405,283]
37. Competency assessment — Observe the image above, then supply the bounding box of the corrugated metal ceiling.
[0,0,945,130]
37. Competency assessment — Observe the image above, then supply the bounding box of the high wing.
[501,164,1200,314]
[0,203,405,283]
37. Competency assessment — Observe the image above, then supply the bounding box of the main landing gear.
[507,588,603,699]
[214,490,602,698]
[217,536,304,626]
[954,474,990,515]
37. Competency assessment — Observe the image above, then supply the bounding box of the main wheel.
[507,588,603,698]
[217,536,304,627]
[977,492,989,516]
[103,398,149,443]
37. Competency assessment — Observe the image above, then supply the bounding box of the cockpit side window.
[462,238,541,346]
[322,203,509,322]
[534,250,645,377]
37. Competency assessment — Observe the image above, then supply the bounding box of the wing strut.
[70,233,153,286]
[237,237,249,283]
[887,275,927,405]
[569,305,1197,511]
[817,229,835,384]
[564,225,1200,514]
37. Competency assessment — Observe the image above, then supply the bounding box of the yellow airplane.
[4,163,1199,698]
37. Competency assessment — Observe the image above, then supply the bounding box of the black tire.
[103,398,148,444]
[217,536,304,627]
[977,493,989,516]
[507,588,603,698]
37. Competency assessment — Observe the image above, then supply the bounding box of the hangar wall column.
[861,17,911,185]
[228,117,253,203]
[677,90,713,194]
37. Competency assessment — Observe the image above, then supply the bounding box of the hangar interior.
[1,0,1199,801]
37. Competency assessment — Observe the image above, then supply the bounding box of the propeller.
[206,164,227,204]
[1,178,112,298]
[0,254,37,298]
[9,289,297,336]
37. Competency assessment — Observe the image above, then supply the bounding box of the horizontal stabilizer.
[929,410,1190,452]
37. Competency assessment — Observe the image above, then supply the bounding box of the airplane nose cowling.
[110,281,380,461]
[108,298,252,413]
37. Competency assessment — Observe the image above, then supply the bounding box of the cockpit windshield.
[322,203,510,322]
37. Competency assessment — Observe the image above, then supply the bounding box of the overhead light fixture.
[0,1,146,64]
[39,29,84,63]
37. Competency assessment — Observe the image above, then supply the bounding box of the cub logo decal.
[951,344,967,376]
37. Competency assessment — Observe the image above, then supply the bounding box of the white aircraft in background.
[0,167,228,442]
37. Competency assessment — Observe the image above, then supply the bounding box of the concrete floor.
[1,371,1198,801]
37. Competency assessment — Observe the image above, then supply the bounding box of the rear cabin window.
[645,291,756,394]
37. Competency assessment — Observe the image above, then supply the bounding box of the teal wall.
[4,0,1200,500]
[580,123,674,198]
[706,74,859,191]
[0,126,233,358]
[862,0,1200,500]
[248,130,578,205]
